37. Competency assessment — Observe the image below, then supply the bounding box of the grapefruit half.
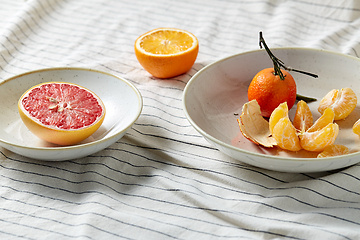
[18,82,106,146]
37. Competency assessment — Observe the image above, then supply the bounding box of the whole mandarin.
[248,68,297,118]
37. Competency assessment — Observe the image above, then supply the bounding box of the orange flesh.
[293,100,313,133]
[317,144,349,158]
[140,30,194,55]
[318,88,357,120]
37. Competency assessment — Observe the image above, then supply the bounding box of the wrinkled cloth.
[1,0,360,239]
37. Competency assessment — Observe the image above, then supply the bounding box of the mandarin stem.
[259,32,318,102]
[259,32,319,80]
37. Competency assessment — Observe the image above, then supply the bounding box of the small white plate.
[183,48,360,173]
[0,67,143,161]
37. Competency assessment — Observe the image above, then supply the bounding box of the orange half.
[134,28,199,78]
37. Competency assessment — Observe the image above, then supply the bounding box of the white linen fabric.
[1,0,360,239]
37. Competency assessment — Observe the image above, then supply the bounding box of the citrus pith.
[18,82,106,146]
[134,28,199,78]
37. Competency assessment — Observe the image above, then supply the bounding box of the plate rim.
[0,67,143,151]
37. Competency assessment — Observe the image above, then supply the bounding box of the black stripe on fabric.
[0,173,352,240]
[0,218,96,240]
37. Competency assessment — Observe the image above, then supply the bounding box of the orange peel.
[238,100,276,147]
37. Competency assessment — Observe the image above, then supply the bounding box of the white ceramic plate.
[0,67,143,161]
[183,48,360,173]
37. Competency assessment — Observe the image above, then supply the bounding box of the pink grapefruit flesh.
[18,82,106,146]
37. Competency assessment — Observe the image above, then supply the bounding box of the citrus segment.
[353,119,360,136]
[248,68,297,118]
[299,123,339,152]
[272,117,302,152]
[293,100,313,133]
[318,88,357,120]
[307,108,335,133]
[238,100,277,147]
[134,28,199,78]
[317,144,349,158]
[18,82,106,146]
[269,102,288,134]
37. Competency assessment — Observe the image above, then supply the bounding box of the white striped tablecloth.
[1,0,360,239]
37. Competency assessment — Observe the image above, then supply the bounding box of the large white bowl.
[183,48,360,173]
[0,67,143,161]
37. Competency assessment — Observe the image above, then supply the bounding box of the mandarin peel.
[238,100,277,148]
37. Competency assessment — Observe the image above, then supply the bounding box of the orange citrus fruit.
[293,100,313,133]
[317,144,349,158]
[318,88,357,120]
[248,68,297,118]
[18,82,106,146]
[134,27,199,78]
[299,123,339,152]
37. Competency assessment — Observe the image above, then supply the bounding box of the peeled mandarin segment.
[238,100,277,147]
[353,119,360,136]
[293,100,313,133]
[318,88,357,120]
[307,108,335,133]
[300,123,339,152]
[269,102,288,134]
[272,117,302,152]
[317,144,349,158]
